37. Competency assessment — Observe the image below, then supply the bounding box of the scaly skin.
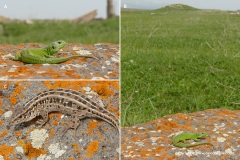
[13,40,93,64]
[19,50,94,64]
[172,132,213,148]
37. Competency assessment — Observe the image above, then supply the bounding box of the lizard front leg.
[36,110,49,127]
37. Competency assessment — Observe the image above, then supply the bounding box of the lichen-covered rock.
[0,43,119,79]
[121,109,240,159]
[0,81,119,159]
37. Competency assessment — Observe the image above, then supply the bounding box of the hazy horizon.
[121,0,240,11]
[0,0,119,20]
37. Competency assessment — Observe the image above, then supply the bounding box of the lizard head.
[13,53,22,61]
[47,40,67,54]
[8,108,38,126]
[196,132,208,138]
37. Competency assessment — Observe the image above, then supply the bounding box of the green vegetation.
[161,4,198,10]
[0,17,119,44]
[121,5,240,126]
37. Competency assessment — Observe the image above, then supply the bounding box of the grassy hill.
[121,5,240,126]
[0,17,119,44]
[160,4,198,10]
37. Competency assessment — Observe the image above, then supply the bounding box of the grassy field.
[121,5,240,126]
[0,17,119,44]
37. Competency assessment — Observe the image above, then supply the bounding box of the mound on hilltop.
[158,4,198,10]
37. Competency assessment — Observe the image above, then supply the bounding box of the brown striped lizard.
[8,88,119,134]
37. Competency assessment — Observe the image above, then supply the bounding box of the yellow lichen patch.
[0,144,14,160]
[68,158,76,160]
[24,142,47,159]
[72,142,80,155]
[86,140,100,158]
[18,140,25,147]
[88,120,98,135]
[0,130,8,137]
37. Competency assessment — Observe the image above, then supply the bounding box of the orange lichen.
[68,158,75,160]
[0,120,4,126]
[221,109,234,115]
[0,144,14,160]
[49,129,55,137]
[43,81,88,90]
[72,142,80,155]
[72,74,82,79]
[65,70,76,77]
[112,81,119,90]
[9,92,18,105]
[0,98,2,107]
[19,93,25,99]
[49,112,62,119]
[86,140,100,158]
[88,120,98,135]
[115,111,120,119]
[51,121,59,125]
[0,130,8,137]
[107,102,118,112]
[92,62,98,66]
[154,119,179,131]
[24,142,47,159]
[15,131,22,137]
[9,82,26,105]
[106,54,111,59]
[0,109,4,115]
[91,82,114,99]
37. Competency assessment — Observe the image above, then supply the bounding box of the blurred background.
[0,0,119,44]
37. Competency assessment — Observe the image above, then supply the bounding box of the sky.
[121,0,240,11]
[0,0,119,20]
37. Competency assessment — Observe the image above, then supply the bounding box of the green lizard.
[13,40,93,64]
[172,132,213,148]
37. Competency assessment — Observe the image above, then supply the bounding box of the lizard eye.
[58,41,61,44]
[52,46,55,49]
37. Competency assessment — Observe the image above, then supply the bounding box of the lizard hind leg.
[62,113,86,137]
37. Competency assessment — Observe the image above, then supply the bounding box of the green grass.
[0,17,119,44]
[121,6,240,126]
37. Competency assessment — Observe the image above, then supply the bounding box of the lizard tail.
[174,142,213,148]
[21,54,95,64]
[40,55,95,64]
